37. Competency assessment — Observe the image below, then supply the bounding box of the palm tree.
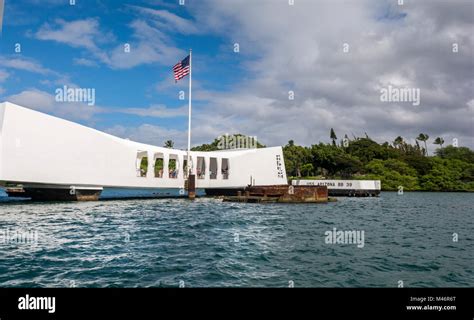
[330,128,337,146]
[433,137,444,148]
[393,136,404,148]
[164,140,174,148]
[416,133,429,156]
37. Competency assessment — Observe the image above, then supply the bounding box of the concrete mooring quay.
[223,185,334,203]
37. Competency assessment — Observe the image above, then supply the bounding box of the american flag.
[173,55,190,82]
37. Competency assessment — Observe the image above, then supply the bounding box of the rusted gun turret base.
[223,185,334,203]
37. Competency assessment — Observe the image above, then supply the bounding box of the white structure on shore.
[292,179,381,196]
[0,102,287,197]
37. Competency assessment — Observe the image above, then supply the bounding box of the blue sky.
[0,0,472,149]
[0,0,243,138]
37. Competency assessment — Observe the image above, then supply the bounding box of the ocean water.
[0,190,472,287]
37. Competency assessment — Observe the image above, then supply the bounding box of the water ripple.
[0,192,472,287]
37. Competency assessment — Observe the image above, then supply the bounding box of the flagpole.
[187,49,192,175]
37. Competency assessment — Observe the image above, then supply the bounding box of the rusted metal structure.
[223,185,331,203]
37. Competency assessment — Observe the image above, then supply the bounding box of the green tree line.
[283,129,474,191]
[174,131,474,192]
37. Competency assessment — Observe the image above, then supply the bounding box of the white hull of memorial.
[0,102,288,200]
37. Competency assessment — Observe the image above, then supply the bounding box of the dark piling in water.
[187,174,196,200]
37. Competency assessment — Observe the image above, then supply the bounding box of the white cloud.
[15,1,474,149]
[33,14,186,69]
[129,5,201,35]
[0,69,9,82]
[468,99,474,112]
[35,18,111,51]
[73,58,99,67]
[0,69,8,95]
[35,18,113,65]
[106,19,185,69]
[121,104,188,118]
[104,124,187,148]
[0,57,55,75]
[7,89,102,121]
[180,0,474,148]
[7,92,186,122]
